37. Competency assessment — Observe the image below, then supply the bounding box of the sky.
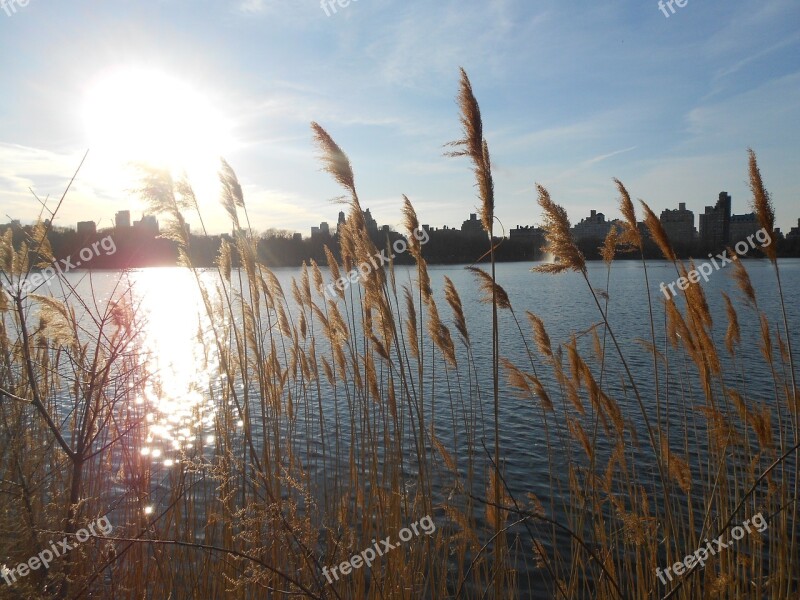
[0,0,798,237]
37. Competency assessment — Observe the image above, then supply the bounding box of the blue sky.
[0,0,798,236]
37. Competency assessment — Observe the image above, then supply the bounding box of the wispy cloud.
[238,0,269,15]
[584,146,637,165]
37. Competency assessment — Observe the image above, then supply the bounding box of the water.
[53,258,800,596]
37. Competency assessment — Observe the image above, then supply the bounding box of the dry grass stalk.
[614,178,641,251]
[640,199,676,262]
[748,148,776,262]
[467,266,511,309]
[534,184,586,273]
[446,68,494,233]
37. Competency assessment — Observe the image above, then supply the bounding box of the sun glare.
[83,67,233,178]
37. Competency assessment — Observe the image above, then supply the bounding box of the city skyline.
[39,190,799,244]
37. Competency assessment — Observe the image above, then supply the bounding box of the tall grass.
[0,70,797,599]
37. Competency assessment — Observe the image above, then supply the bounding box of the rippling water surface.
[61,258,799,592]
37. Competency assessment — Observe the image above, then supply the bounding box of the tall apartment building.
[787,219,800,241]
[133,214,159,236]
[362,209,378,235]
[699,192,731,248]
[572,210,613,241]
[115,210,131,229]
[77,221,96,236]
[729,213,760,244]
[461,213,484,236]
[699,192,761,247]
[310,221,332,238]
[509,225,543,242]
[659,202,695,245]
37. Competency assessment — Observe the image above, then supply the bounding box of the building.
[363,209,378,235]
[77,221,96,236]
[133,214,159,236]
[115,210,131,229]
[311,221,331,238]
[509,225,544,242]
[699,192,764,248]
[659,203,695,245]
[787,219,800,241]
[461,213,484,236]
[336,211,346,235]
[699,193,731,248]
[729,212,760,245]
[572,210,613,241]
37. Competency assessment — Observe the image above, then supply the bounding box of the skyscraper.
[659,202,695,245]
[115,210,131,229]
[699,192,731,248]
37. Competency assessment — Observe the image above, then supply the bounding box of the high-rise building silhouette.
[77,221,96,236]
[660,202,695,244]
[461,213,484,236]
[115,210,131,229]
[133,214,159,236]
[787,219,800,241]
[699,192,731,247]
[699,192,760,247]
[572,210,613,241]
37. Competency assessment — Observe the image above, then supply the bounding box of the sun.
[83,67,233,180]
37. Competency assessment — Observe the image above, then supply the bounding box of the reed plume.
[311,121,357,199]
[446,68,494,233]
[526,311,553,359]
[614,178,641,251]
[466,266,511,309]
[748,148,776,262]
[443,276,469,345]
[731,253,757,308]
[534,184,585,273]
[722,292,741,355]
[640,199,676,262]
[219,156,244,216]
[600,225,618,264]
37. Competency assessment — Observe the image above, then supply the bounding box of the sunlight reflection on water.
[127,268,219,474]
